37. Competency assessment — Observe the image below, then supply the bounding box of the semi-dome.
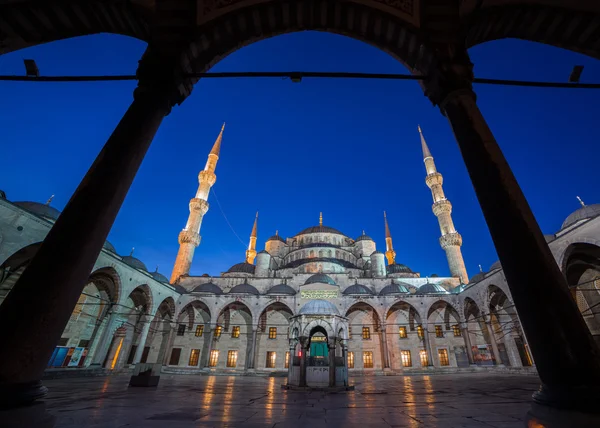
[305,273,336,286]
[416,282,448,294]
[226,262,256,274]
[14,201,61,221]
[298,299,340,315]
[103,240,117,253]
[121,255,148,272]
[387,263,413,274]
[562,204,600,229]
[229,282,260,295]
[295,225,345,236]
[266,284,296,295]
[469,272,486,284]
[151,271,169,283]
[342,284,373,295]
[192,282,224,295]
[379,282,410,295]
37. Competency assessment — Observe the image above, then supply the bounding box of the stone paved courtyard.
[3,373,549,427]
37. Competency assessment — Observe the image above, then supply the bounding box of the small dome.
[379,282,410,295]
[387,264,413,274]
[342,284,374,295]
[489,260,502,271]
[267,234,286,243]
[229,282,260,295]
[295,225,345,236]
[562,204,600,229]
[14,201,61,221]
[355,233,373,242]
[298,299,340,315]
[416,283,448,294]
[121,255,148,272]
[103,241,117,253]
[371,251,383,256]
[0,190,6,199]
[470,272,486,283]
[151,271,169,283]
[267,284,296,295]
[193,282,224,295]
[226,262,256,274]
[305,273,336,286]
[258,250,270,255]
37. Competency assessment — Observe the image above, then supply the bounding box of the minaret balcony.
[425,172,443,188]
[439,232,462,249]
[178,229,201,246]
[189,198,209,214]
[198,170,217,186]
[432,199,452,216]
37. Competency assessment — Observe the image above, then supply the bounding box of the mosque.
[1,126,599,384]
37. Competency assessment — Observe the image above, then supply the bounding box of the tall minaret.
[383,211,396,265]
[170,124,224,283]
[419,125,468,284]
[245,212,258,264]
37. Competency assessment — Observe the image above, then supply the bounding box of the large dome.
[562,204,600,229]
[14,201,61,221]
[295,225,345,236]
[299,299,340,315]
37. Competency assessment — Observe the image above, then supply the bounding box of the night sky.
[1,32,598,278]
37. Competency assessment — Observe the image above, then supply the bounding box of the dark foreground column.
[0,50,188,408]
[427,59,600,410]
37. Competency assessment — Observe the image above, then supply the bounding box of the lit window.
[266,351,276,368]
[209,350,219,367]
[401,350,412,367]
[363,351,373,368]
[227,350,238,367]
[399,327,407,339]
[269,327,277,339]
[438,348,450,366]
[188,349,200,366]
[215,326,222,338]
[453,325,461,337]
[285,352,290,368]
[195,325,204,337]
[177,324,186,336]
[419,349,429,367]
[435,325,443,338]
[417,325,424,339]
[347,351,354,368]
[232,326,240,338]
[362,327,371,340]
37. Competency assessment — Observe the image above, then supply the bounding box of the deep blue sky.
[0,32,598,278]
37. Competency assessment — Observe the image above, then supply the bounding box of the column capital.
[422,54,475,108]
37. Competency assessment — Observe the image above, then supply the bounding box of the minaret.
[419,125,468,284]
[383,211,396,265]
[170,124,224,283]
[245,212,258,264]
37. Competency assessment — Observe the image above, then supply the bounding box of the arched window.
[310,250,315,258]
[318,250,324,257]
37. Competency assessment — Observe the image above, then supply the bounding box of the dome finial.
[275,230,279,236]
[362,230,365,235]
[45,194,54,206]
[478,264,483,272]
[130,247,135,257]
[577,196,586,207]
[319,212,323,226]
[155,265,159,273]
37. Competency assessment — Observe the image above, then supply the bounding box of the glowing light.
[110,337,124,370]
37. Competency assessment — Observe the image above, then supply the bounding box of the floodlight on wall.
[23,59,39,77]
[569,65,584,83]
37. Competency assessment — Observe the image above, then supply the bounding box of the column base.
[532,384,600,414]
[0,380,48,409]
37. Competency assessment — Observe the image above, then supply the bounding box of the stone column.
[132,315,152,364]
[0,49,188,407]
[287,343,295,384]
[299,338,308,387]
[246,327,258,370]
[341,344,348,386]
[328,340,336,387]
[425,56,600,409]
[483,313,502,366]
[158,324,175,365]
[423,328,434,367]
[460,322,475,365]
[380,324,390,369]
[89,307,119,366]
[84,303,112,366]
[203,327,216,368]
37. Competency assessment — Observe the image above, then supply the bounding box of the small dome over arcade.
[121,250,148,272]
[266,284,296,295]
[103,240,117,254]
[226,262,256,274]
[229,282,260,295]
[416,282,448,294]
[562,203,600,229]
[151,270,169,284]
[489,260,502,271]
[469,272,486,284]
[379,281,410,295]
[14,201,61,221]
[192,282,224,295]
[342,283,374,295]
[305,273,336,286]
[298,299,340,315]
[386,263,413,274]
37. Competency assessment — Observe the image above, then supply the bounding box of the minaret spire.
[420,126,468,284]
[246,212,258,264]
[171,124,224,283]
[383,211,396,265]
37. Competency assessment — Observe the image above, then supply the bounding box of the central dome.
[299,299,340,315]
[295,225,345,236]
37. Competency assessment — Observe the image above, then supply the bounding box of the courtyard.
[5,373,544,427]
